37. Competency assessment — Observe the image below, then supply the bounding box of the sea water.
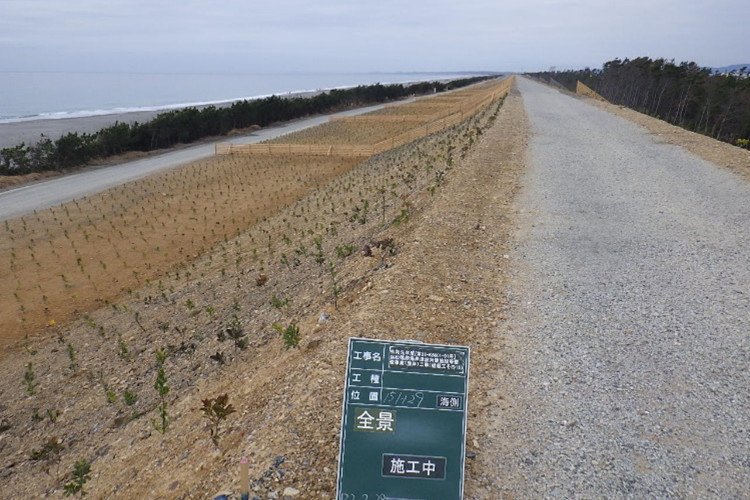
[0,71,486,123]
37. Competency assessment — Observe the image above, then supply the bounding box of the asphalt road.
[490,77,750,497]
[0,102,388,221]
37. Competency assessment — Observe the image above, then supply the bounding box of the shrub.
[335,244,356,258]
[63,459,91,497]
[200,394,236,446]
[225,314,249,352]
[273,323,301,349]
[270,294,290,309]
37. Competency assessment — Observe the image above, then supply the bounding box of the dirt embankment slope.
[0,85,527,498]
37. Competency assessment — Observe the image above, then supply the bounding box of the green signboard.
[336,338,470,500]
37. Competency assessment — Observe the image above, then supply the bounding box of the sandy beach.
[0,90,326,150]
[0,110,168,150]
[0,77,475,151]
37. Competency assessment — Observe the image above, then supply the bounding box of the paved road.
[491,78,750,497]
[0,102,388,221]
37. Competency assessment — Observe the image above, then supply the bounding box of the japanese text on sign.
[382,454,447,480]
[388,347,466,373]
[437,394,463,410]
[337,338,470,500]
[354,408,396,433]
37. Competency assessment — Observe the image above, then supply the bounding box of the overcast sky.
[1,0,747,74]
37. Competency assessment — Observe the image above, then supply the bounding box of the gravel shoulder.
[487,77,750,497]
[583,98,750,183]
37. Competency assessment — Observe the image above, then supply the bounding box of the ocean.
[0,71,486,124]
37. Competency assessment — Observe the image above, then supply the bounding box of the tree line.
[0,76,491,176]
[528,57,749,148]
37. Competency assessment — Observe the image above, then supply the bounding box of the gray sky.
[1,0,747,73]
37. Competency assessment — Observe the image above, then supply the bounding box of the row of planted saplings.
[12,97,503,497]
[0,152,361,337]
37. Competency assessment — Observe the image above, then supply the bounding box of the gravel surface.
[491,78,750,498]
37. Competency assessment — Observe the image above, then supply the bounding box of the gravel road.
[491,78,750,498]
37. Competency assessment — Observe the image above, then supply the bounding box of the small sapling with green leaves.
[274,322,301,349]
[280,253,292,271]
[335,244,356,259]
[66,342,78,373]
[313,235,325,264]
[152,348,169,433]
[122,389,137,406]
[329,261,341,309]
[24,361,36,395]
[270,293,290,309]
[117,333,130,361]
[225,314,248,352]
[63,459,91,497]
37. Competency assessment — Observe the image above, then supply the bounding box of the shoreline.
[0,98,412,220]
[0,75,491,150]
[0,75,510,217]
[0,89,324,150]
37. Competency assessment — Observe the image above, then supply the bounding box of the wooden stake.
[240,457,249,500]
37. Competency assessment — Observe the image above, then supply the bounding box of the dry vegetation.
[1,79,512,347]
[0,79,518,498]
[267,79,511,150]
[368,102,449,117]
[0,155,360,344]
[268,120,409,146]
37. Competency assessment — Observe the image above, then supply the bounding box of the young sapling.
[200,393,236,446]
[152,348,169,433]
[63,459,91,497]
[273,322,301,349]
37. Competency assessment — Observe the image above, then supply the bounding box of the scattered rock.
[282,486,300,497]
[112,415,129,428]
[306,337,323,350]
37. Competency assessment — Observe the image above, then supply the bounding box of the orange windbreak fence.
[216,76,515,157]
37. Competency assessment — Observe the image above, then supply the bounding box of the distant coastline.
[0,72,490,149]
[0,89,323,150]
[0,76,498,176]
